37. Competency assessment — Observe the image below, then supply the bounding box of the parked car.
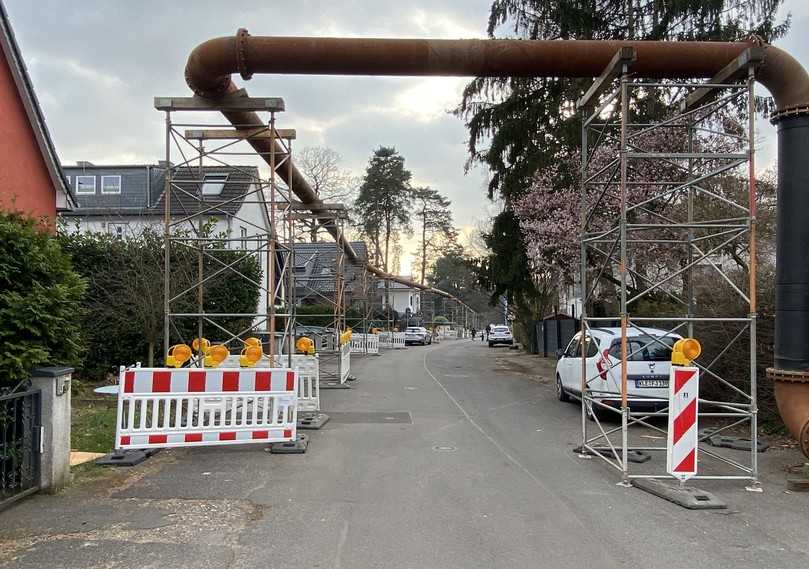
[488,325,513,347]
[404,326,432,346]
[555,327,680,413]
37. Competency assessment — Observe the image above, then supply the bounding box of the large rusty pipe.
[185,32,809,452]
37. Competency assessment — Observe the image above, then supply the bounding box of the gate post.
[30,366,73,493]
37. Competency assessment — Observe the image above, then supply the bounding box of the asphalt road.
[2,340,809,568]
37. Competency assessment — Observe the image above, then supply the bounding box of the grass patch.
[71,402,117,453]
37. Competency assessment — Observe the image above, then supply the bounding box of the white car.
[488,325,513,347]
[555,327,680,413]
[404,326,432,346]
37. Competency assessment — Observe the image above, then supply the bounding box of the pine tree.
[354,146,414,273]
[412,187,457,285]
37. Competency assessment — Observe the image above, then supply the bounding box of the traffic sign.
[667,366,699,481]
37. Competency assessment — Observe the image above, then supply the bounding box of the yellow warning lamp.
[204,344,230,368]
[296,336,315,355]
[240,345,264,367]
[339,329,353,346]
[166,343,192,368]
[671,338,701,366]
[192,337,211,354]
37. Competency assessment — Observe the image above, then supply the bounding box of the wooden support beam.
[154,94,285,112]
[679,47,763,113]
[183,128,297,140]
[577,47,636,111]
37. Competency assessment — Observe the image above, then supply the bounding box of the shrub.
[0,212,86,389]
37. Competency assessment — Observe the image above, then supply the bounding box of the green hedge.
[0,212,86,388]
[59,226,261,378]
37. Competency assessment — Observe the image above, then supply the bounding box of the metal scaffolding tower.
[155,95,296,367]
[577,48,760,485]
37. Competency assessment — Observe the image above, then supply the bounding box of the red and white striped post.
[666,366,699,481]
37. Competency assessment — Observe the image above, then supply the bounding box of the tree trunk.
[147,340,155,367]
[420,211,427,286]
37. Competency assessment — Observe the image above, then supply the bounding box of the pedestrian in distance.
[471,327,476,341]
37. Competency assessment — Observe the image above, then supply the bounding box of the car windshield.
[609,336,676,361]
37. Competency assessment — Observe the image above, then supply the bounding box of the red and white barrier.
[115,367,297,450]
[666,366,699,480]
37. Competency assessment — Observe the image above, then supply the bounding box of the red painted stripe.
[286,371,295,391]
[222,371,240,392]
[252,430,269,439]
[119,435,131,445]
[152,371,171,393]
[148,434,167,444]
[124,371,134,393]
[219,432,236,441]
[674,369,696,395]
[673,448,696,473]
[283,429,292,438]
[185,433,203,443]
[255,371,271,391]
[672,398,697,445]
[188,371,206,392]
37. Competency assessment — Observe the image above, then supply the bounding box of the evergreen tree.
[354,146,414,273]
[412,187,457,285]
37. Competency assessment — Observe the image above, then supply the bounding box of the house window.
[101,175,122,194]
[76,175,96,194]
[240,226,248,249]
[201,173,228,196]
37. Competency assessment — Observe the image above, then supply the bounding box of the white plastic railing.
[350,333,379,354]
[340,342,351,383]
[392,332,406,349]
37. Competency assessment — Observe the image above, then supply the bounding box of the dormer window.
[76,175,96,195]
[101,175,121,194]
[201,173,228,196]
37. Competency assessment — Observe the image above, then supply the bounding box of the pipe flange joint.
[767,367,809,383]
[236,28,253,81]
[770,104,809,124]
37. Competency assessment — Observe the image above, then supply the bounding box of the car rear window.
[609,337,676,361]
[406,328,421,332]
[493,327,510,332]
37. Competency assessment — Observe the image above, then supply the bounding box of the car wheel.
[556,375,570,402]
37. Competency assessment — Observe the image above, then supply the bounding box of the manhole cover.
[323,411,412,424]
[432,445,457,452]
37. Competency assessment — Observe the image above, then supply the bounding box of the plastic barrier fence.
[274,355,320,413]
[350,333,380,354]
[115,367,297,450]
[392,332,406,349]
[222,353,319,412]
[340,342,351,383]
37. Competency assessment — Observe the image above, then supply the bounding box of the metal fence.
[0,389,41,510]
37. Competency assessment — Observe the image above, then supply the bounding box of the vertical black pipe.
[774,114,809,371]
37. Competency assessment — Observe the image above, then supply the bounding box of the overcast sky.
[6,0,808,273]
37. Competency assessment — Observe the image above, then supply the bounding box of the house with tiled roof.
[61,162,271,315]
[292,241,370,306]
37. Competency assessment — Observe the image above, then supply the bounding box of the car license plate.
[634,377,668,388]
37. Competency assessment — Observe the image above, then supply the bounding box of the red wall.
[0,50,57,223]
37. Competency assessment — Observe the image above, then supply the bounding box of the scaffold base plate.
[298,413,330,430]
[267,434,309,454]
[320,381,352,390]
[96,449,160,467]
[632,478,727,510]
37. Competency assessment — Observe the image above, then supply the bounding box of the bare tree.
[297,146,360,242]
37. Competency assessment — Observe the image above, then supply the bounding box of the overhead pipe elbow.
[183,31,809,447]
